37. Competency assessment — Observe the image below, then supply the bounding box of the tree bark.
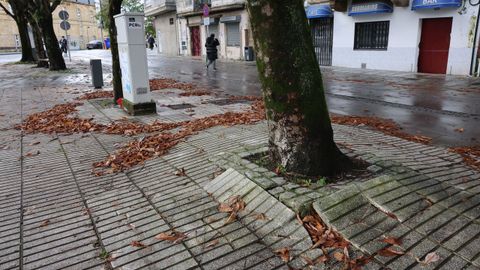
[2,0,35,62]
[33,0,66,70]
[26,11,48,67]
[246,0,351,176]
[108,0,124,102]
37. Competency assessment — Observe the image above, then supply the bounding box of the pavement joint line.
[89,133,206,270]
[55,136,113,270]
[19,85,24,270]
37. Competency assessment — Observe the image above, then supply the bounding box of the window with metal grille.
[354,21,389,50]
[226,23,240,47]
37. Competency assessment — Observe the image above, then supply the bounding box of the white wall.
[154,11,179,56]
[332,2,479,75]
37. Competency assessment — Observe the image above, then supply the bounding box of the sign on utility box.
[114,12,156,115]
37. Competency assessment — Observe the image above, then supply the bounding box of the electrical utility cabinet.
[114,12,156,115]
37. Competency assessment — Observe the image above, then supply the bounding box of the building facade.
[0,0,105,51]
[155,0,252,60]
[145,0,179,55]
[306,0,480,75]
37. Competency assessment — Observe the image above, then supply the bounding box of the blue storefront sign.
[348,1,393,16]
[411,0,461,10]
[306,4,333,18]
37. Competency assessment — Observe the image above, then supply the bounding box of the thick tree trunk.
[108,0,123,102]
[16,16,35,62]
[27,12,48,67]
[38,15,66,71]
[246,0,351,176]
[7,0,35,62]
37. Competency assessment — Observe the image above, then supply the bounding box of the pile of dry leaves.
[18,103,104,134]
[93,99,265,175]
[449,145,480,171]
[76,91,114,100]
[297,213,440,269]
[298,214,371,269]
[149,78,197,91]
[331,115,432,145]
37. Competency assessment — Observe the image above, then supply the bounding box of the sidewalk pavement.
[0,62,479,270]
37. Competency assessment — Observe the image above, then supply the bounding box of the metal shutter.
[226,23,240,47]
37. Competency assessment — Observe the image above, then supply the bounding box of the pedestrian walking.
[59,36,68,54]
[148,35,155,50]
[205,34,220,70]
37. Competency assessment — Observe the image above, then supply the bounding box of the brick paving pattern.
[0,63,479,269]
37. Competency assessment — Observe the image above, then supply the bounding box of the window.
[354,21,389,50]
[169,18,174,25]
[226,23,240,47]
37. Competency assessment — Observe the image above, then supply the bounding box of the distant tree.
[145,16,155,37]
[246,0,352,176]
[26,9,48,67]
[30,0,66,70]
[0,0,35,62]
[96,0,144,31]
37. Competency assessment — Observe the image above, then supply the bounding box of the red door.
[418,18,452,74]
[190,26,201,56]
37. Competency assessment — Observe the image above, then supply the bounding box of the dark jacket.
[205,37,220,60]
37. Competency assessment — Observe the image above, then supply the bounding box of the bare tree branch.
[0,2,14,19]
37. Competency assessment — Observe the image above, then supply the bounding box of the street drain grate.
[208,99,251,106]
[167,103,195,110]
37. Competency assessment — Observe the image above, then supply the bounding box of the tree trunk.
[33,0,66,71]
[27,12,48,67]
[246,0,351,176]
[7,0,35,62]
[108,0,123,102]
[38,16,66,70]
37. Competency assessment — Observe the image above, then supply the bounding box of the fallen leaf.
[252,212,267,221]
[127,224,136,230]
[40,219,50,227]
[130,240,147,248]
[454,128,465,133]
[25,150,40,157]
[380,236,403,246]
[333,251,345,261]
[204,239,219,249]
[29,142,41,146]
[315,254,329,264]
[377,247,405,257]
[155,230,187,244]
[218,203,233,213]
[174,168,187,177]
[224,212,237,225]
[275,247,291,262]
[421,252,440,265]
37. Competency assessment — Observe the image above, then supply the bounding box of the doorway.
[418,18,452,74]
[311,18,333,66]
[190,26,201,56]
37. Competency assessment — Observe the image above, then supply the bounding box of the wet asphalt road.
[2,50,479,147]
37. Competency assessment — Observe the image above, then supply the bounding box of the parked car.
[86,40,103,50]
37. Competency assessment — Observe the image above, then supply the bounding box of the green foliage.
[96,0,148,34]
[317,177,327,187]
[99,249,109,260]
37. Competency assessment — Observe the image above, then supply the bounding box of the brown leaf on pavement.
[174,168,187,177]
[300,255,315,266]
[130,240,147,248]
[204,239,220,249]
[155,230,187,244]
[333,252,345,262]
[29,142,41,146]
[274,247,291,262]
[25,150,40,157]
[420,252,440,265]
[252,212,268,221]
[377,247,405,257]
[454,128,465,133]
[40,219,50,227]
[218,203,233,213]
[380,236,403,246]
